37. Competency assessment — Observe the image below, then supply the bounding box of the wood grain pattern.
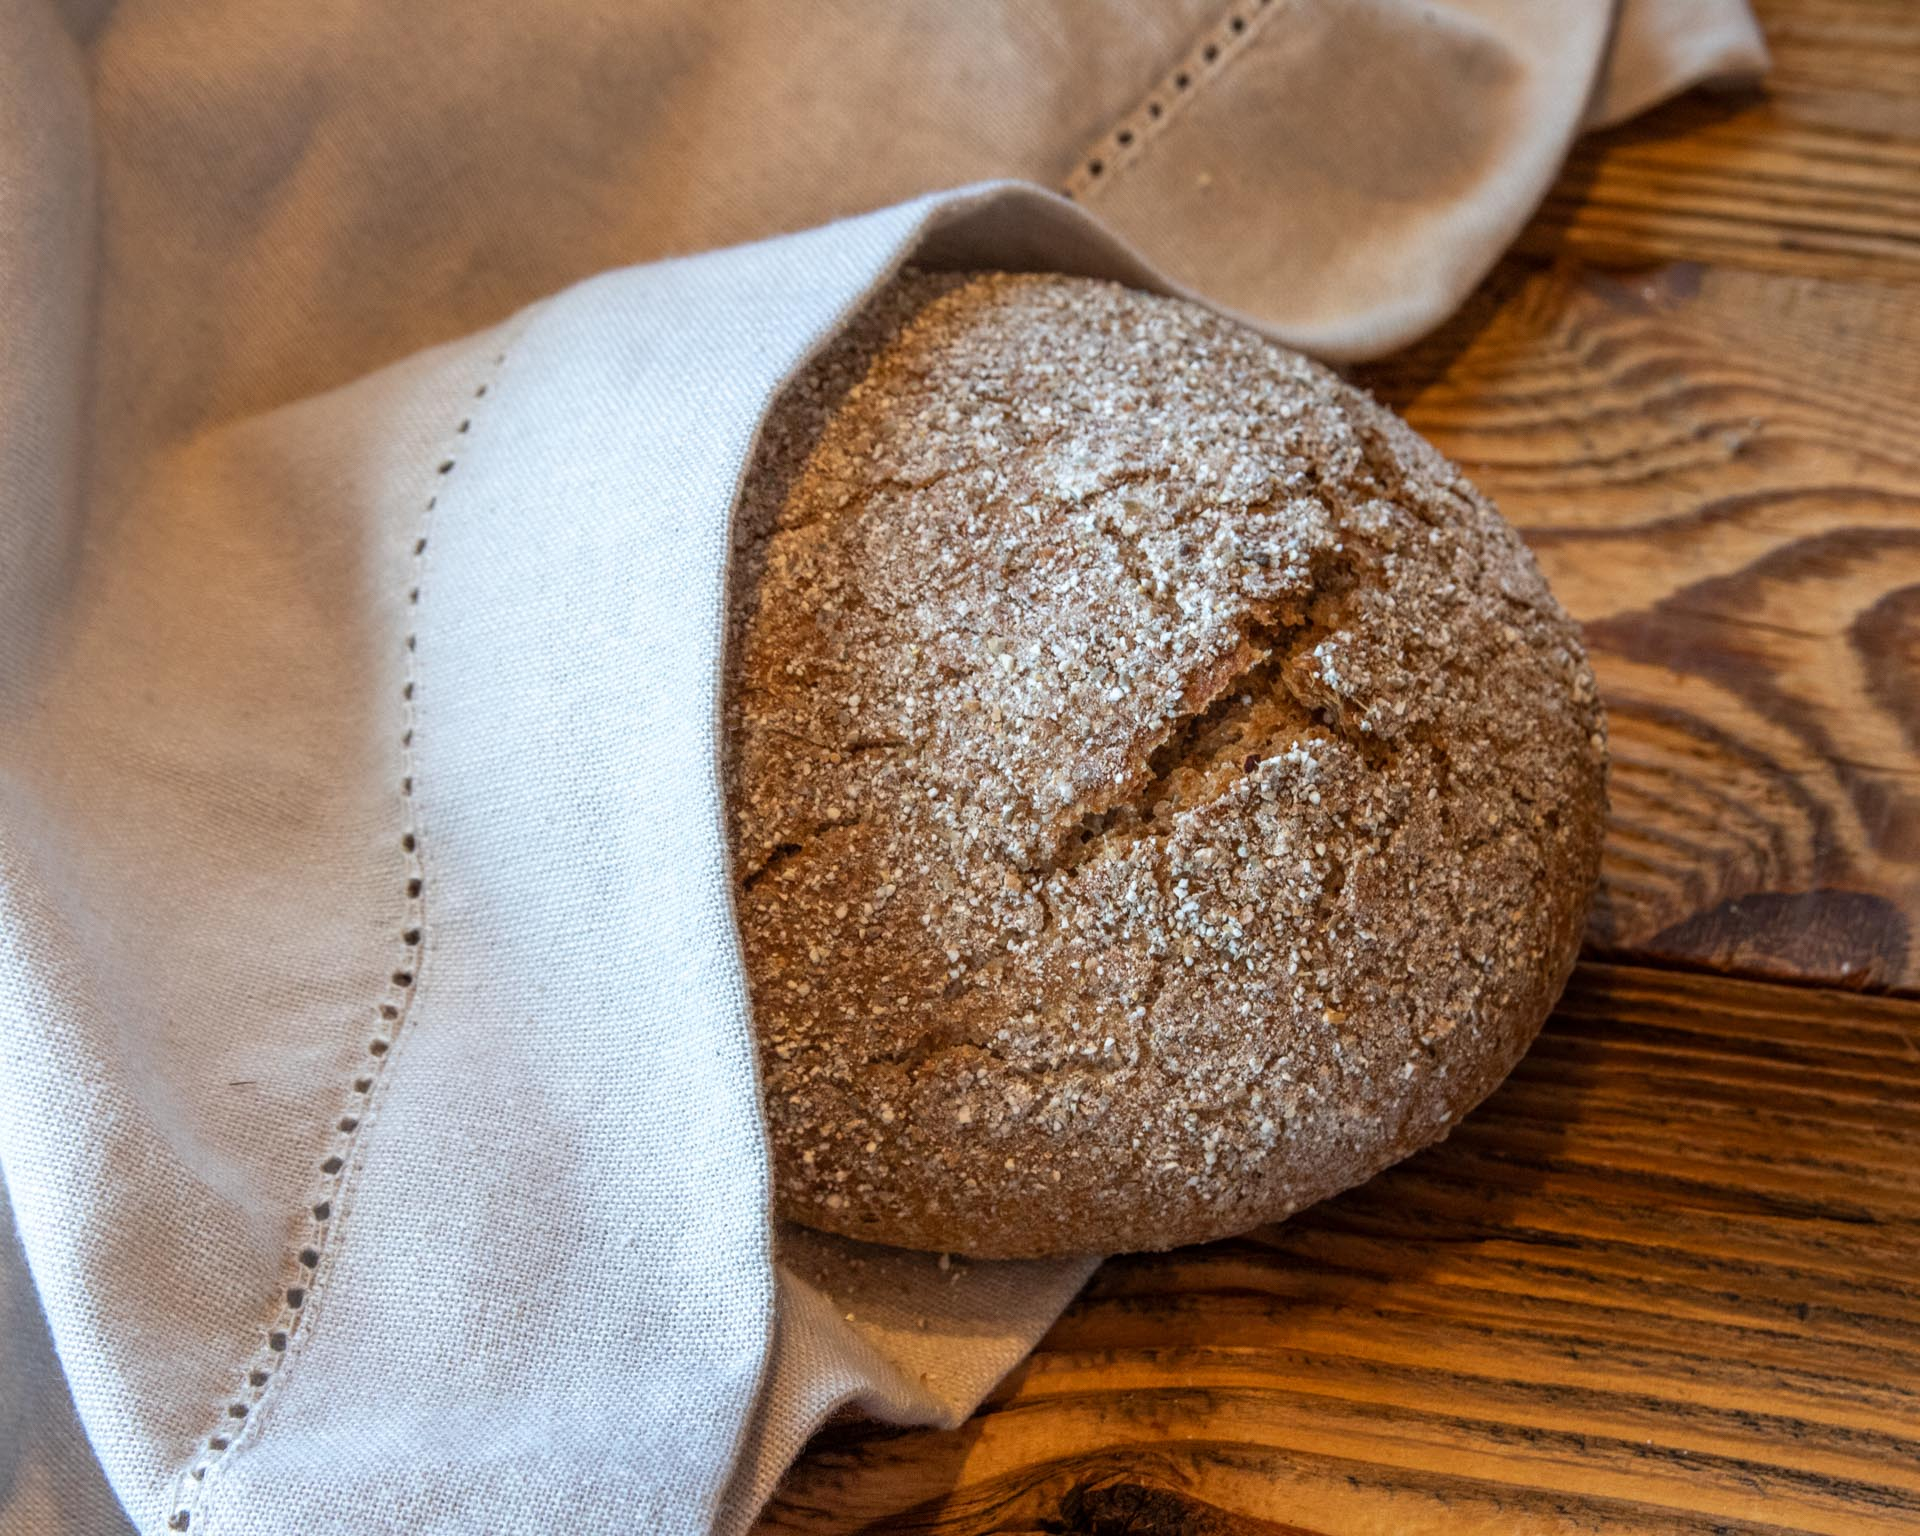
[1518,0,1920,283]
[1356,260,1920,990]
[757,964,1920,1535]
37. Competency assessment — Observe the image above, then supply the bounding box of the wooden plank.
[757,963,1920,1535]
[1517,0,1920,284]
[1354,259,1920,990]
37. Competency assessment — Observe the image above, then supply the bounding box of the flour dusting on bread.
[725,271,1606,1258]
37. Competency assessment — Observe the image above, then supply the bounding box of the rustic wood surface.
[763,966,1920,1535]
[1359,257,1920,992]
[1376,0,1920,991]
[1521,0,1920,285]
[760,5,1920,1530]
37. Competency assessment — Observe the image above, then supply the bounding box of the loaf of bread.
[724,271,1606,1259]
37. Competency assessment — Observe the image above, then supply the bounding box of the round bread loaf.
[725,271,1606,1259]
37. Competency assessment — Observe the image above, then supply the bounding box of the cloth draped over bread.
[0,2,1765,1533]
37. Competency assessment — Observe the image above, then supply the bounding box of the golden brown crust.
[724,272,1606,1259]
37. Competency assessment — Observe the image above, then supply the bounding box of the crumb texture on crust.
[725,271,1606,1259]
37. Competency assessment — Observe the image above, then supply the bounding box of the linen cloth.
[0,3,1766,1533]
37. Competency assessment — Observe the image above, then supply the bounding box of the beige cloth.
[0,3,1765,1534]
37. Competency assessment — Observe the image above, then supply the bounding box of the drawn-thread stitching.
[1061,0,1284,203]
[165,352,509,1531]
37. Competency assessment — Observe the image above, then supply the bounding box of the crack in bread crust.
[1037,617,1319,877]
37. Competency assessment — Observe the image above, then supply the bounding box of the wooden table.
[759,6,1920,1530]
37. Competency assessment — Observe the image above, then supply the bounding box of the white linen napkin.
[0,3,1764,1533]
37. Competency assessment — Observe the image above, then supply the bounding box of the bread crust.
[725,272,1606,1258]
